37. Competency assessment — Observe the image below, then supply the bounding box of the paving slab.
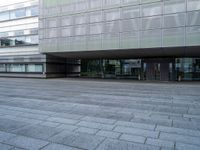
[0,78,200,150]
[96,139,160,150]
[41,143,81,150]
[12,124,63,140]
[4,135,49,150]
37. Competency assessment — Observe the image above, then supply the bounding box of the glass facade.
[0,0,43,77]
[81,58,200,81]
[176,58,200,81]
[40,0,200,52]
[0,6,38,22]
[0,1,39,48]
[0,35,38,47]
[0,64,43,73]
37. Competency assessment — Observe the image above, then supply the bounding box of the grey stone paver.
[39,121,61,128]
[113,126,159,138]
[10,147,25,150]
[115,121,155,130]
[0,118,28,132]
[75,127,99,134]
[41,143,81,150]
[176,142,200,150]
[145,138,174,149]
[47,117,79,125]
[4,135,49,150]
[49,130,105,150]
[96,130,121,139]
[81,116,116,124]
[0,143,13,150]
[0,131,16,142]
[0,78,200,150]
[156,125,200,137]
[56,124,78,131]
[131,116,172,126]
[96,139,160,150]
[12,124,63,140]
[77,121,115,130]
[120,134,146,144]
[159,132,200,146]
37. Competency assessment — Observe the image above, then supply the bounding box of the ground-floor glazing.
[0,55,199,81]
[81,58,200,81]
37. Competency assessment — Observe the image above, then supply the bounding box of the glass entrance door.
[145,61,171,81]
[154,63,161,80]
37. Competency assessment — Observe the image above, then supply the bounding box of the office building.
[1,0,200,81]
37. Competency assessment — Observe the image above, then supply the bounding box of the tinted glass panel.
[10,8,26,19]
[0,11,9,21]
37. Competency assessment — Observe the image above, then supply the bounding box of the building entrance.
[143,58,175,81]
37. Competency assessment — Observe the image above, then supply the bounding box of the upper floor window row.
[0,28,38,38]
[0,6,38,22]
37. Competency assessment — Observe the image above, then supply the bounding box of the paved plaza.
[0,78,199,150]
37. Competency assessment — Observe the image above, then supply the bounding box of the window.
[142,2,162,17]
[26,35,39,44]
[122,6,140,19]
[90,0,102,9]
[121,18,140,32]
[75,25,86,35]
[61,16,73,26]
[0,38,14,47]
[75,0,88,11]
[120,32,139,48]
[104,21,120,33]
[0,64,6,72]
[163,13,185,28]
[102,33,119,49]
[141,0,162,4]
[104,0,120,6]
[122,0,140,5]
[30,6,38,16]
[187,0,200,11]
[0,11,9,21]
[87,34,102,50]
[0,35,38,47]
[187,11,200,26]
[140,29,162,48]
[142,16,161,30]
[10,8,26,19]
[61,27,73,37]
[164,0,186,14]
[14,30,24,36]
[186,26,200,46]
[7,64,26,72]
[26,64,43,72]
[90,11,102,23]
[104,9,120,21]
[89,23,102,34]
[163,27,185,47]
[0,32,8,38]
[47,18,57,28]
[30,28,38,35]
[75,14,87,24]
[47,29,57,38]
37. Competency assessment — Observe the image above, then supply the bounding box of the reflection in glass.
[30,6,38,16]
[0,11,9,21]
[0,35,38,47]
[10,8,26,19]
[27,64,43,72]
[176,58,200,80]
